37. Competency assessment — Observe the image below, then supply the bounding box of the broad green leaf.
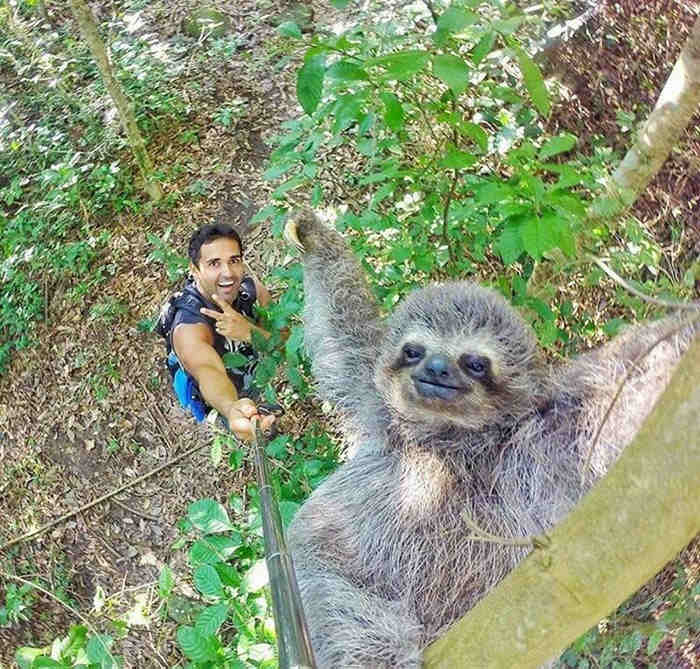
[472,30,496,65]
[391,245,412,262]
[513,46,550,117]
[277,21,301,38]
[432,54,470,95]
[265,435,289,459]
[552,216,577,258]
[538,133,577,160]
[497,223,524,265]
[272,174,306,199]
[30,659,63,668]
[194,564,224,598]
[368,50,430,79]
[285,325,305,358]
[177,626,216,663]
[326,60,368,81]
[330,0,351,7]
[435,6,479,42]
[86,635,116,668]
[460,122,488,152]
[222,352,249,369]
[189,534,243,566]
[195,602,229,638]
[521,216,557,260]
[279,500,300,527]
[379,92,404,131]
[158,565,175,599]
[215,562,241,587]
[647,629,666,655]
[439,146,477,169]
[187,499,233,533]
[475,181,512,205]
[333,93,363,133]
[296,54,326,115]
[14,647,43,669]
[493,16,524,35]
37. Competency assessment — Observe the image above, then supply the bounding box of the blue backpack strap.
[170,352,208,422]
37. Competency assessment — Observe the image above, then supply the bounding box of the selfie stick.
[252,420,316,669]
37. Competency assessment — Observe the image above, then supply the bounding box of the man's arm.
[172,322,258,438]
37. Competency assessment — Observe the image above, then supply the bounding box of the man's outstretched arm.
[172,322,265,439]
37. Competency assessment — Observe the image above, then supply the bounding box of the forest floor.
[0,0,698,667]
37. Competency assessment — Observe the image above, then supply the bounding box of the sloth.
[283,210,697,668]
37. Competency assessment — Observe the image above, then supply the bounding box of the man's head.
[188,224,245,305]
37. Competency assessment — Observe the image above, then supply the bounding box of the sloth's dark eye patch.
[459,353,490,379]
[401,343,426,366]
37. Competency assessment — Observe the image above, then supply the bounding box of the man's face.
[191,237,244,305]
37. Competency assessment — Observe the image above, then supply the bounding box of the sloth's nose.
[425,354,451,378]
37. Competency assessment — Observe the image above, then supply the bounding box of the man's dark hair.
[188,224,243,266]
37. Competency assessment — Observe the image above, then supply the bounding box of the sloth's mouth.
[412,376,467,401]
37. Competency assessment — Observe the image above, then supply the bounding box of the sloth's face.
[379,331,508,430]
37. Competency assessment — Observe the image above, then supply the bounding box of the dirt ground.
[0,0,698,667]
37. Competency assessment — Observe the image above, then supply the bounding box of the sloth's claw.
[284,218,305,253]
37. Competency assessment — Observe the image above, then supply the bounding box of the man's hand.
[227,398,276,442]
[201,294,253,341]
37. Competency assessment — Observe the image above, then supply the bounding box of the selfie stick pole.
[252,421,316,669]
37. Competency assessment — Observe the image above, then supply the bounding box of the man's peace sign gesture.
[200,293,258,342]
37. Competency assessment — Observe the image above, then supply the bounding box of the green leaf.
[265,435,289,458]
[460,122,488,152]
[177,626,216,663]
[277,21,301,38]
[513,46,550,117]
[368,50,430,79]
[194,564,224,598]
[439,146,477,169]
[379,92,404,131]
[472,30,496,65]
[326,60,368,81]
[279,500,300,527]
[86,634,116,668]
[493,16,524,35]
[187,499,233,533]
[210,439,223,467]
[538,133,577,160]
[647,629,666,655]
[195,602,229,638]
[272,174,306,199]
[158,565,175,599]
[521,216,557,260]
[432,54,470,95]
[333,93,363,133]
[435,6,478,42]
[15,647,44,669]
[30,659,63,668]
[297,53,326,115]
[330,0,351,7]
[497,223,524,264]
[215,562,241,587]
[190,534,243,566]
[391,245,412,262]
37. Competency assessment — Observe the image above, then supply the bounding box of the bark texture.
[424,335,700,669]
[69,0,162,201]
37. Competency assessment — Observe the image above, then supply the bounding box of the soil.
[0,0,698,667]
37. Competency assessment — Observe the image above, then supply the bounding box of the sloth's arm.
[286,210,387,431]
[555,314,698,476]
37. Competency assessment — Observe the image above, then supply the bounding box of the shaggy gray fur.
[286,211,697,668]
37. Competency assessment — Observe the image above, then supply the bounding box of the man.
[158,223,275,440]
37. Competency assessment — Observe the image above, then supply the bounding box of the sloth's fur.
[286,211,697,668]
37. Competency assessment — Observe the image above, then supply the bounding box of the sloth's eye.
[402,344,425,365]
[460,354,489,378]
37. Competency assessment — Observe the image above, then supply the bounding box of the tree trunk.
[591,14,700,217]
[424,335,700,668]
[68,0,162,202]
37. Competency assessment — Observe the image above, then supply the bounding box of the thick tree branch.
[424,336,700,668]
